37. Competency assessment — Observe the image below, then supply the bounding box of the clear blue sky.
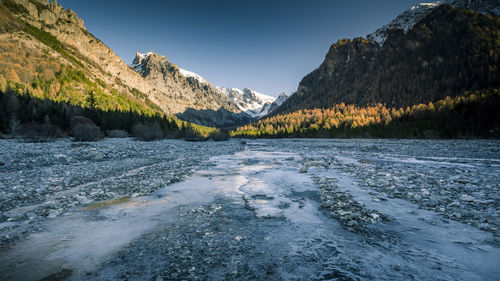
[58,0,422,97]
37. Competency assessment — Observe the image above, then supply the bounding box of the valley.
[0,0,499,280]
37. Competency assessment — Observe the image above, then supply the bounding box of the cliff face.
[5,0,155,98]
[278,37,379,114]
[0,0,247,127]
[130,52,252,127]
[130,52,240,114]
[273,5,500,116]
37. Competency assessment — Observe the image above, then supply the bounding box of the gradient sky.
[58,0,422,97]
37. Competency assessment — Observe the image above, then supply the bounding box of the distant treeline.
[233,90,500,139]
[0,82,219,141]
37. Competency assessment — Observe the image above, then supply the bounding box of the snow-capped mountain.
[172,64,285,119]
[147,61,286,119]
[216,87,279,118]
[255,92,289,118]
[368,2,439,44]
[368,0,500,44]
[128,51,254,127]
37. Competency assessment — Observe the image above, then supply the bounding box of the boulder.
[459,194,475,202]
[299,161,329,173]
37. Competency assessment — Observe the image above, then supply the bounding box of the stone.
[299,161,329,173]
[39,9,56,25]
[478,223,492,231]
[459,194,474,202]
[47,209,60,219]
[54,153,70,164]
[74,195,92,204]
[347,220,358,227]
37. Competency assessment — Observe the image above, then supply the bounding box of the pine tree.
[0,93,6,133]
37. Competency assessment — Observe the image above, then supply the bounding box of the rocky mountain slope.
[1,0,162,110]
[272,3,500,116]
[266,92,288,115]
[0,0,250,128]
[160,63,286,120]
[148,62,287,120]
[129,52,252,127]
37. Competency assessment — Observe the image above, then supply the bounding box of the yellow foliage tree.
[6,68,20,83]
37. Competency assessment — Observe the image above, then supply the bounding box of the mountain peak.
[132,51,159,65]
[267,92,288,114]
[136,51,155,59]
[130,51,176,75]
[368,0,500,44]
[277,92,288,100]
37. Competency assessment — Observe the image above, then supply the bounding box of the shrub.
[9,118,21,136]
[131,122,163,141]
[107,129,129,138]
[209,129,230,141]
[183,124,208,142]
[21,121,59,142]
[70,116,103,141]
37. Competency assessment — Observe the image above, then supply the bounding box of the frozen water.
[0,138,498,280]
[0,138,243,244]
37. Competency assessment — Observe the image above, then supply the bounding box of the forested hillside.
[273,6,500,116]
[233,90,500,138]
[238,5,500,139]
[0,83,217,140]
[0,0,218,139]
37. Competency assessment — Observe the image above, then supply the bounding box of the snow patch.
[129,51,155,71]
[137,51,154,60]
[179,68,209,84]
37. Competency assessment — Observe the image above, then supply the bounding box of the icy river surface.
[0,138,499,280]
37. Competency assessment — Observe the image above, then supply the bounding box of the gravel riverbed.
[0,138,243,245]
[0,138,498,280]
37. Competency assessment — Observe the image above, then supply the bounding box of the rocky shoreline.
[0,138,244,245]
[313,174,391,232]
[274,139,500,240]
